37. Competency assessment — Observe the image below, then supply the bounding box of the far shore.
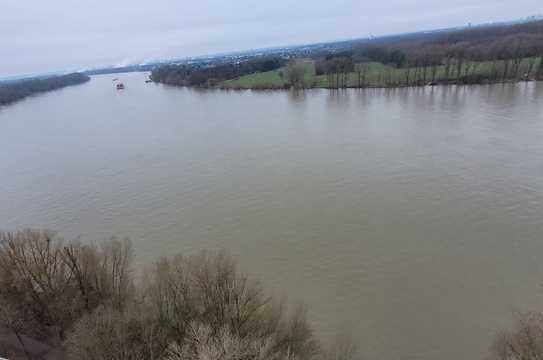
[153,57,543,92]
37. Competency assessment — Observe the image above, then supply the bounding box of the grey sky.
[1,0,540,77]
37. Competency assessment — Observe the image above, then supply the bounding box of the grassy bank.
[220,58,543,90]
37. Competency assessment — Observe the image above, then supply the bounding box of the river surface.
[1,72,543,360]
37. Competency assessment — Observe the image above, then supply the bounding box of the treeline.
[349,19,543,65]
[0,73,90,106]
[399,21,543,70]
[303,19,543,89]
[0,230,356,360]
[314,20,543,88]
[151,57,285,87]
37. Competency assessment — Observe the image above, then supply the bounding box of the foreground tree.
[1,230,356,360]
[65,251,319,360]
[0,230,133,341]
[492,312,543,360]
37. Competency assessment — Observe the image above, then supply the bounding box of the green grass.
[221,59,315,89]
[221,57,543,89]
[223,69,286,88]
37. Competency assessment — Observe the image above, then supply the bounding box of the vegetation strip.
[0,73,90,106]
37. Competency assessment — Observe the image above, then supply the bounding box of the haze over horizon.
[1,0,541,78]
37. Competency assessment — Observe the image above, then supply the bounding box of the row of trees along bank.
[0,73,90,106]
[150,58,285,87]
[311,20,543,88]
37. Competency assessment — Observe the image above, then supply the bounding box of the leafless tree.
[0,299,33,360]
[491,312,543,360]
[66,250,323,360]
[536,56,543,80]
[65,304,166,360]
[286,61,306,89]
[2,231,354,360]
[0,230,134,341]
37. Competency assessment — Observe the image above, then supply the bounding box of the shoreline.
[0,73,90,106]
[154,77,541,92]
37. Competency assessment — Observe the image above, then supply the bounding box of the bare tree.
[536,56,543,80]
[0,230,134,342]
[66,250,322,360]
[2,231,351,360]
[286,61,306,89]
[65,304,167,360]
[0,300,33,360]
[404,64,411,86]
[0,230,77,338]
[492,312,543,360]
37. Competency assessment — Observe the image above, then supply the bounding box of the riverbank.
[217,58,543,90]
[0,73,90,106]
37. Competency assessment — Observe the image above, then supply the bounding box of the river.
[1,72,543,360]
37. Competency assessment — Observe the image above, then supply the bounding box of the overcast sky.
[1,0,540,77]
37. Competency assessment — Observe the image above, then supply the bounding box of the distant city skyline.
[1,0,541,77]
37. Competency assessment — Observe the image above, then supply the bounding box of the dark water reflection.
[1,73,543,360]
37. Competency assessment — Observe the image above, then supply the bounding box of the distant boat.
[116,83,125,90]
[145,79,153,83]
[112,78,118,81]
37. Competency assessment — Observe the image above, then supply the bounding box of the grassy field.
[222,60,316,89]
[222,69,285,88]
[221,58,542,89]
[221,61,397,88]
